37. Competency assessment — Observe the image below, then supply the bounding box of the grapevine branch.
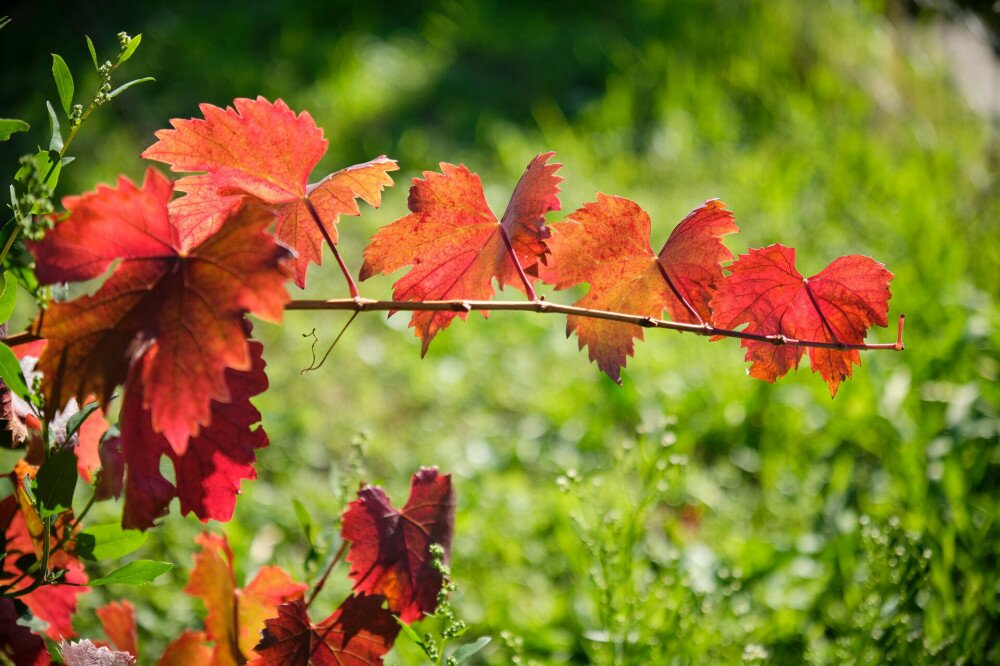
[2,299,906,352]
[286,297,906,352]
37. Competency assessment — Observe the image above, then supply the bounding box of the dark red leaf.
[341,467,454,623]
[251,595,400,666]
[0,599,48,666]
[119,342,270,530]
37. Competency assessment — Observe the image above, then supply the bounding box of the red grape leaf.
[0,494,89,640]
[341,467,454,623]
[185,532,307,666]
[0,598,48,666]
[237,565,311,658]
[157,631,213,666]
[141,96,398,287]
[74,400,109,484]
[117,341,269,530]
[542,195,737,383]
[95,436,124,502]
[97,600,137,656]
[709,243,893,395]
[29,168,290,453]
[359,153,561,354]
[251,595,400,666]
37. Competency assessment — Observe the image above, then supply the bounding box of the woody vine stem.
[286,297,906,352]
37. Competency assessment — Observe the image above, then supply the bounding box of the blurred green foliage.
[2,0,998,663]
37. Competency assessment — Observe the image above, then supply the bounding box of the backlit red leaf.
[118,342,270,530]
[542,195,737,383]
[709,244,893,395]
[74,400,109,484]
[141,96,397,286]
[184,532,307,666]
[97,600,137,656]
[342,467,454,623]
[251,595,399,666]
[29,168,290,453]
[360,153,561,353]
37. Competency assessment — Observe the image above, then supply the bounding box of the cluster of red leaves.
[51,468,453,666]
[366,156,894,394]
[21,98,397,533]
[16,96,896,547]
[2,92,897,661]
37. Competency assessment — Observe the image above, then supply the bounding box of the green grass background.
[2,0,999,663]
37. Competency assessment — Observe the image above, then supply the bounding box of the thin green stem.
[305,540,348,609]
[0,228,19,265]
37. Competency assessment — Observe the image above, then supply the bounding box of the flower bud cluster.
[13,154,56,240]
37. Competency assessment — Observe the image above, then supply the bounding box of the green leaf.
[0,119,29,142]
[395,616,424,645]
[46,101,63,153]
[448,637,492,664]
[0,342,29,400]
[65,401,100,441]
[88,560,172,586]
[9,264,38,296]
[85,35,99,71]
[0,16,10,31]
[76,524,149,561]
[107,77,155,100]
[51,54,74,117]
[293,499,313,541]
[35,450,77,518]
[117,34,142,65]
[0,271,16,324]
[16,150,62,197]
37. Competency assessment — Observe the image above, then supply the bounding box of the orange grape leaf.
[73,399,109,484]
[542,195,737,383]
[251,596,400,666]
[185,532,307,666]
[359,153,561,354]
[117,342,270,530]
[97,600,137,657]
[141,96,398,286]
[29,168,291,453]
[157,631,213,666]
[341,467,454,624]
[709,244,893,395]
[237,565,311,658]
